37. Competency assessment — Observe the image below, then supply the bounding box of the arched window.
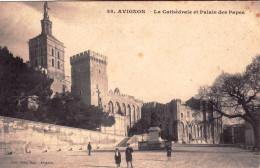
[122,103,126,116]
[58,52,60,59]
[136,107,140,120]
[52,49,54,56]
[108,101,114,114]
[57,61,60,69]
[115,102,121,114]
[132,105,136,123]
[127,105,131,127]
[52,59,54,67]
[179,122,185,141]
[189,125,192,140]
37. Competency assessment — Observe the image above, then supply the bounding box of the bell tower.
[28,2,68,94]
[41,2,52,35]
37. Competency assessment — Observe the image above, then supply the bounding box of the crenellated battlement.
[108,89,143,104]
[170,99,182,104]
[70,50,107,65]
[143,102,158,108]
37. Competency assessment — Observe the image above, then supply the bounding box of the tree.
[0,46,53,119]
[47,92,115,130]
[198,56,260,151]
[0,46,115,131]
[128,118,150,137]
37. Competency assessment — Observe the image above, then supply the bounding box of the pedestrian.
[166,145,172,161]
[87,142,92,156]
[125,143,133,168]
[114,148,121,167]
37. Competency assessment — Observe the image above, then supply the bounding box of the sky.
[0,1,259,104]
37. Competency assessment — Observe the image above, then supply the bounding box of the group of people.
[114,143,134,167]
[87,142,172,168]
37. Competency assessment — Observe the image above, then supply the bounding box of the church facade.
[28,2,69,94]
[70,51,143,136]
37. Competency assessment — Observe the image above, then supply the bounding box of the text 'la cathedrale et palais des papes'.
[107,9,245,15]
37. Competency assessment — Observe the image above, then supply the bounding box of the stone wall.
[101,114,127,136]
[0,116,126,154]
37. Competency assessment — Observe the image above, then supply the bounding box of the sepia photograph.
[0,1,259,168]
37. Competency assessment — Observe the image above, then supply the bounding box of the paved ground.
[0,144,259,168]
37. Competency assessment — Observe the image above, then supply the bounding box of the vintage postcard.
[0,1,259,168]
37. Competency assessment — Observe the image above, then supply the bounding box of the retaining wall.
[0,116,126,154]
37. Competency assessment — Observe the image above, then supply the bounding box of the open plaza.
[0,144,259,168]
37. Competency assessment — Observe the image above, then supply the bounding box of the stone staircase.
[116,137,131,147]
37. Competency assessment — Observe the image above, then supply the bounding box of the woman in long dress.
[115,148,121,167]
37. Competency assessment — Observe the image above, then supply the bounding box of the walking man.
[87,142,92,156]
[125,143,133,168]
[166,145,172,161]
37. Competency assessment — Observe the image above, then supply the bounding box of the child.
[115,148,121,167]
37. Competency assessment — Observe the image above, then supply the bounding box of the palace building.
[142,98,223,144]
[70,51,143,136]
[27,3,223,142]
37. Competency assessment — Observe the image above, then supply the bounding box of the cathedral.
[28,2,143,136]
[28,2,69,94]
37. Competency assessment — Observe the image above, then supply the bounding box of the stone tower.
[70,50,108,107]
[29,2,66,94]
